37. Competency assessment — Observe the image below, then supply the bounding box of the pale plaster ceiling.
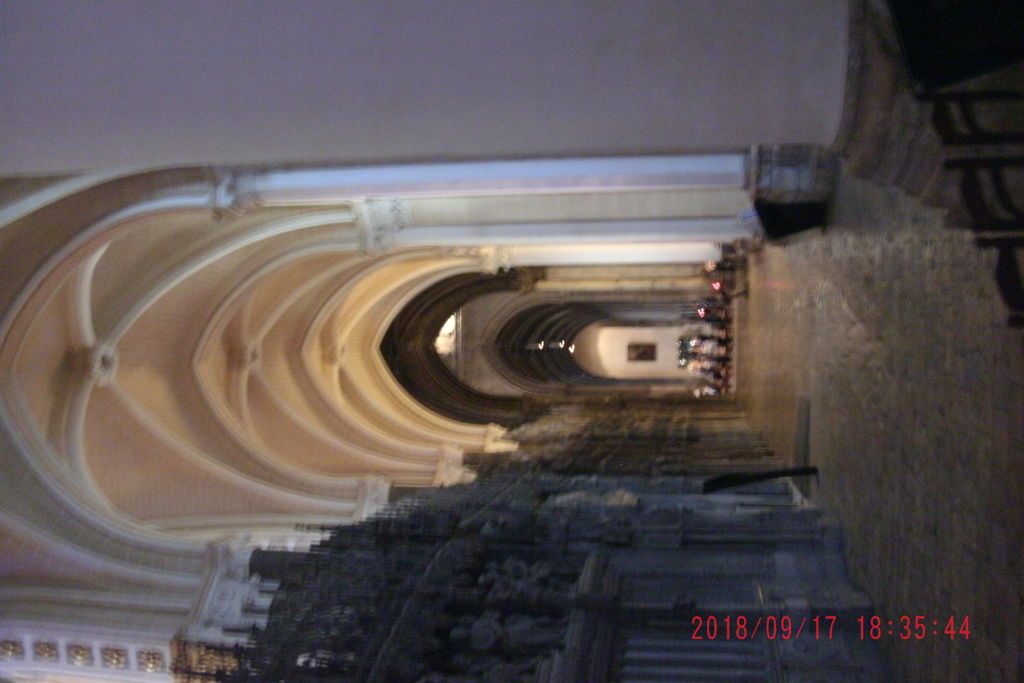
[0,167,756,584]
[0,2,858,669]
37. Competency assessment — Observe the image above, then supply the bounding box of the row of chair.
[927,91,1024,327]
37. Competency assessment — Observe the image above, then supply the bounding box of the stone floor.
[734,169,1024,682]
[506,397,779,477]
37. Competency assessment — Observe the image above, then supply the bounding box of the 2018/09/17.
[690,615,836,640]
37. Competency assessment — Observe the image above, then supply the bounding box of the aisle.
[737,169,1024,682]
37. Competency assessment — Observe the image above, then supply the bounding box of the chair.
[994,246,1024,328]
[922,91,1024,145]
[945,157,1024,233]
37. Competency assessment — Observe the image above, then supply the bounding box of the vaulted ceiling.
[0,2,855,659]
[0,162,757,566]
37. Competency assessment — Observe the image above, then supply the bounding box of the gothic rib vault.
[0,3,860,676]
[0,163,759,655]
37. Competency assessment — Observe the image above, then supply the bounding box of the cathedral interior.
[1,1,1022,682]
